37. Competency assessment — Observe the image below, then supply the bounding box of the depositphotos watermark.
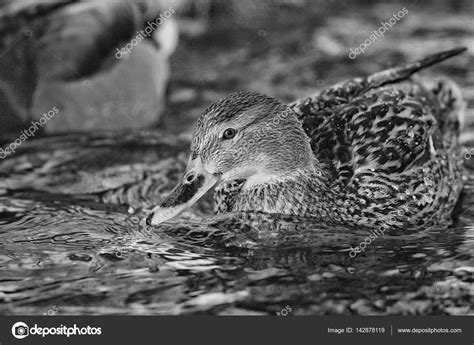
[43,305,59,316]
[349,7,408,59]
[348,226,387,258]
[276,305,292,316]
[11,321,101,339]
[348,209,406,258]
[464,148,474,159]
[0,106,59,159]
[115,7,175,59]
[191,108,294,156]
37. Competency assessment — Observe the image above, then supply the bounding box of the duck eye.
[222,128,236,139]
[185,174,195,183]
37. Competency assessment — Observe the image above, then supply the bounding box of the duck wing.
[289,48,466,183]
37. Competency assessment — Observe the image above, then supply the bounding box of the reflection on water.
[0,131,472,315]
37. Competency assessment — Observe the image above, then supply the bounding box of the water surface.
[0,131,472,315]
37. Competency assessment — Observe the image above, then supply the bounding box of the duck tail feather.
[366,47,467,88]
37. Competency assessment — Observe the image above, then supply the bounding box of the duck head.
[146,91,316,225]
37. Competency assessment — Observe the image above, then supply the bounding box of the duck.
[0,0,178,134]
[146,47,467,229]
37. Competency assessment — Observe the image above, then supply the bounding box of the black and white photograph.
[0,0,472,344]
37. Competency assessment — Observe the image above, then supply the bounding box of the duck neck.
[234,164,336,219]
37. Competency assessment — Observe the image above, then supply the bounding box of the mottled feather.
[208,48,467,228]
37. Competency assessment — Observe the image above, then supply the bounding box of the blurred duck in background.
[0,0,179,134]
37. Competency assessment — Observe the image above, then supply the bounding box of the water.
[0,130,472,315]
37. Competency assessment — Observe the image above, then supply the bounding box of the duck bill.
[146,156,219,225]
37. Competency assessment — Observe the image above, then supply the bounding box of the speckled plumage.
[147,48,466,228]
[209,48,466,228]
